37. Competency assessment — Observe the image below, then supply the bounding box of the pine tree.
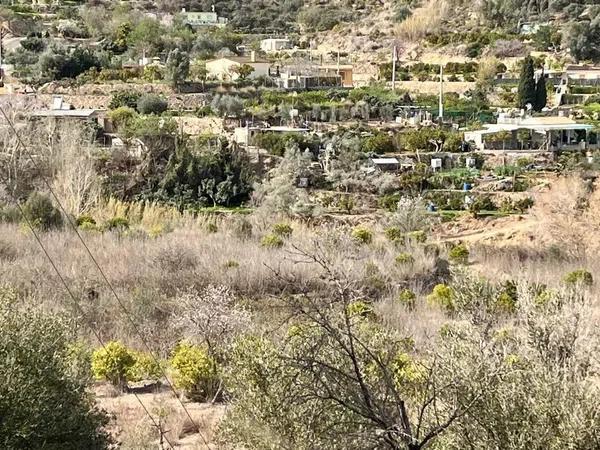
[517,56,536,110]
[534,72,547,112]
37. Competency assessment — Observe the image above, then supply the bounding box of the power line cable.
[0,167,176,450]
[0,105,210,449]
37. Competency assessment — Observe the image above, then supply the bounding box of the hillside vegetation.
[1,1,600,449]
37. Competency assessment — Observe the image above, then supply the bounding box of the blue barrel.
[463,183,472,191]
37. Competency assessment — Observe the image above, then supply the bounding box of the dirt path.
[436,214,537,245]
[96,384,225,448]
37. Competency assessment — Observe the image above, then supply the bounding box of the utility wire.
[0,105,211,449]
[0,167,176,450]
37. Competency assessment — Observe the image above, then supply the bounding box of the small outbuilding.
[371,157,400,172]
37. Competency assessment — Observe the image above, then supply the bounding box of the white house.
[260,38,292,53]
[272,60,354,89]
[205,52,270,81]
[181,9,228,28]
[564,65,600,81]
[464,114,597,152]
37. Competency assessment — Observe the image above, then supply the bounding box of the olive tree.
[0,287,111,449]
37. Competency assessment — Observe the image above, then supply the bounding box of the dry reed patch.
[531,175,600,257]
[395,0,449,40]
[0,215,442,347]
[377,296,448,347]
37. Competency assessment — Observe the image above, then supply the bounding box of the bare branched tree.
[49,128,100,215]
[0,100,100,214]
[222,238,512,450]
[173,285,251,357]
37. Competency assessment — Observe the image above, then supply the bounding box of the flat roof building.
[260,38,292,53]
[181,9,228,28]
[464,115,596,152]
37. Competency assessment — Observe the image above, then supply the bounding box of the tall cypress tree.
[534,72,547,112]
[517,56,537,110]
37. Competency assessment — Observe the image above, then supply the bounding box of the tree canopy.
[0,288,111,449]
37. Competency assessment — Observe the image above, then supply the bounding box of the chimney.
[250,51,256,63]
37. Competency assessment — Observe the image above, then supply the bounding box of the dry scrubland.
[2,104,600,447]
[0,207,442,345]
[3,175,600,447]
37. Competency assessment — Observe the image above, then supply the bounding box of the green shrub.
[127,351,162,382]
[108,106,137,130]
[261,233,284,248]
[338,195,355,213]
[0,290,111,448]
[395,252,415,265]
[351,226,373,244]
[298,5,351,31]
[534,288,554,306]
[76,215,96,226]
[385,226,404,242]
[346,300,375,319]
[0,205,21,224]
[470,196,497,212]
[394,5,412,22]
[104,217,130,231]
[427,284,454,312]
[563,269,593,286]
[495,280,517,313]
[397,289,417,309]
[363,132,395,153]
[379,194,401,212]
[406,230,426,243]
[137,94,168,115]
[272,223,293,237]
[392,352,425,387]
[109,91,141,110]
[448,244,469,264]
[224,260,240,269]
[79,221,99,232]
[170,342,218,402]
[91,341,136,389]
[514,197,534,213]
[22,192,63,230]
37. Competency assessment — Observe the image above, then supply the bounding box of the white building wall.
[260,39,291,53]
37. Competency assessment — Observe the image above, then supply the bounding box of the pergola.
[465,121,596,152]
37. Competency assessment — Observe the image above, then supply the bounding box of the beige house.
[205,53,270,81]
[319,63,354,88]
[564,65,600,81]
